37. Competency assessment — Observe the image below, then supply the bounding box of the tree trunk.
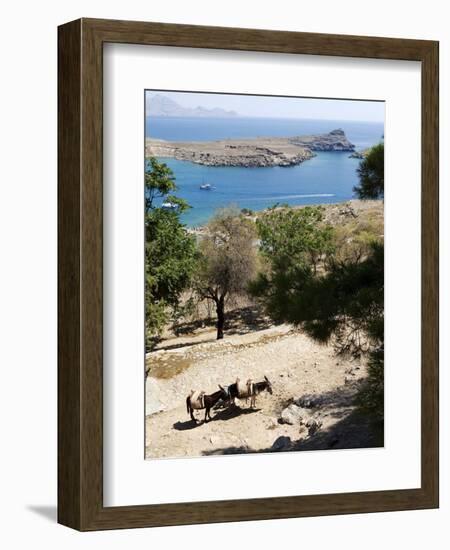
[216,296,225,340]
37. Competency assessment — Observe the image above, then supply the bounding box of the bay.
[145,116,384,227]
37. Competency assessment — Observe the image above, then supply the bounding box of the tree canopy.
[353,142,384,199]
[250,153,385,417]
[145,156,190,212]
[274,241,384,356]
[250,206,335,322]
[257,205,335,274]
[194,207,258,339]
[145,157,197,350]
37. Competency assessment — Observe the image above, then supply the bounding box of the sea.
[145,116,384,227]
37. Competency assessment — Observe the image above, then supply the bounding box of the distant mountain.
[147,94,238,118]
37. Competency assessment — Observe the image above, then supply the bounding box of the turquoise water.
[145,116,384,227]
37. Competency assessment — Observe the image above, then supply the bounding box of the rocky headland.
[349,148,369,159]
[145,128,355,168]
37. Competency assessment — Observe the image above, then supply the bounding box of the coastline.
[145,129,355,168]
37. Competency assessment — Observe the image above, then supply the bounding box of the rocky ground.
[145,199,384,459]
[145,324,383,459]
[145,129,355,167]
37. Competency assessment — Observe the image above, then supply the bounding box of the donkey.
[186,385,228,423]
[226,376,273,408]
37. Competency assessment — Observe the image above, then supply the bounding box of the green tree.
[252,153,385,419]
[353,142,384,199]
[249,206,336,322]
[145,156,177,209]
[145,158,197,350]
[353,141,385,418]
[273,241,384,356]
[195,207,257,339]
[256,206,335,275]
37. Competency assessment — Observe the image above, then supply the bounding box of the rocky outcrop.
[349,147,370,159]
[271,435,293,451]
[289,128,355,152]
[145,129,355,168]
[280,403,321,426]
[279,401,323,436]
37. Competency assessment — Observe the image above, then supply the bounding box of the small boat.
[199,183,212,190]
[161,201,177,209]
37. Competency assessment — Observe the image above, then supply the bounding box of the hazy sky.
[146,90,385,122]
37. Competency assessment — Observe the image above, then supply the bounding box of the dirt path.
[145,325,370,459]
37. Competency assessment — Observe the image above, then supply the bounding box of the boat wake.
[254,193,335,201]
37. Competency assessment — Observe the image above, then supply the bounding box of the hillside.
[145,199,384,459]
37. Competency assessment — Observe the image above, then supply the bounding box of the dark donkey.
[186,386,228,423]
[226,375,273,408]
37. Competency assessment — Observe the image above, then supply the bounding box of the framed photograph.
[58,18,439,530]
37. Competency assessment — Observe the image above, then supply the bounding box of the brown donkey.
[186,386,228,423]
[226,376,273,408]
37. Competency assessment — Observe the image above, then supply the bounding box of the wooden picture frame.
[58,18,439,531]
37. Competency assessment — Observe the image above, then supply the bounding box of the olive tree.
[195,207,258,339]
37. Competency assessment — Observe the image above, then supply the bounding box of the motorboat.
[161,201,177,209]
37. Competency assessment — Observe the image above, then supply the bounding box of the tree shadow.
[201,393,384,457]
[221,306,278,336]
[294,383,361,410]
[171,316,214,337]
[292,410,384,451]
[155,337,217,352]
[157,305,279,352]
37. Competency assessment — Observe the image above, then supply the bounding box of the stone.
[280,403,303,425]
[294,394,323,408]
[271,436,292,451]
[306,419,323,436]
[280,403,317,425]
[145,377,166,415]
